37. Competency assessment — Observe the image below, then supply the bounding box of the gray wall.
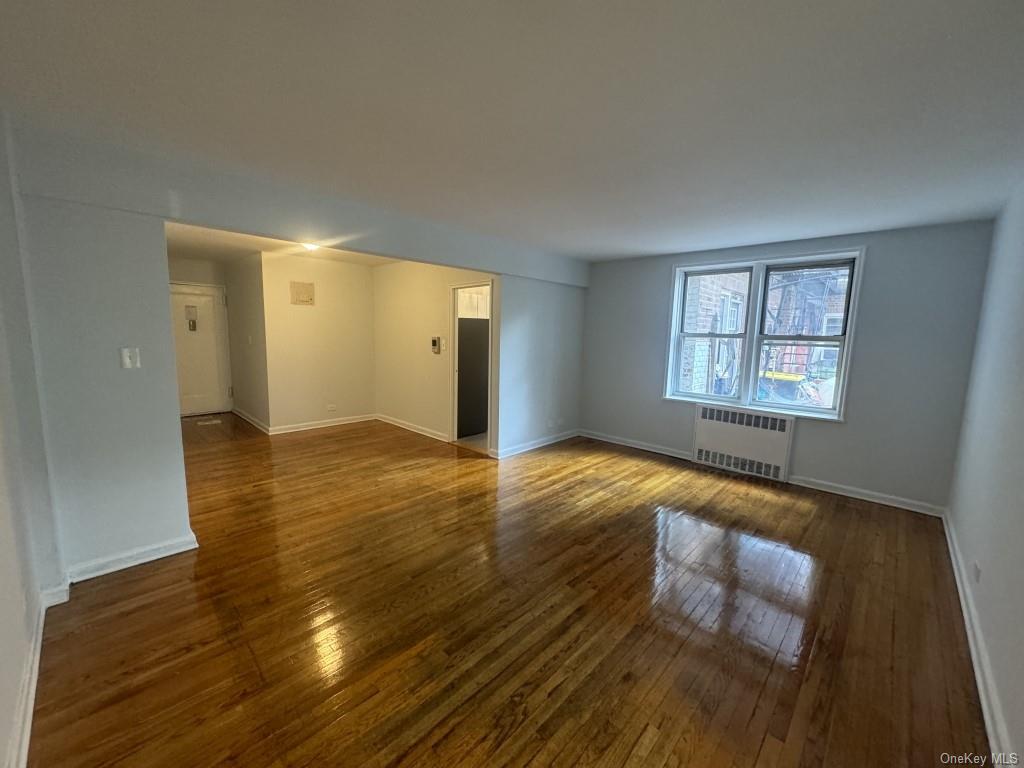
[224,253,270,427]
[0,124,61,594]
[20,196,194,575]
[947,184,1024,754]
[582,220,993,509]
[498,276,585,454]
[0,116,61,767]
[13,117,588,288]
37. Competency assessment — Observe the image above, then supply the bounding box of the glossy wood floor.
[29,415,987,766]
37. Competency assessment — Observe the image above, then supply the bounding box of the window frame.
[673,265,753,402]
[664,248,864,421]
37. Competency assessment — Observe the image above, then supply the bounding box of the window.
[666,253,859,419]
[676,268,751,398]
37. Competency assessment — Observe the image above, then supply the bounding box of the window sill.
[662,393,845,423]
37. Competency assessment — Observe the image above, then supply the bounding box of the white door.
[170,284,232,416]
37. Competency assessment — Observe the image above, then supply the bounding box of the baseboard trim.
[373,414,449,443]
[66,531,199,584]
[39,581,69,608]
[942,515,1009,756]
[495,430,580,459]
[788,475,945,517]
[231,408,270,434]
[7,602,44,768]
[578,430,942,516]
[268,414,375,435]
[578,430,694,461]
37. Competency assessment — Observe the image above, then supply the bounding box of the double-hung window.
[666,252,860,419]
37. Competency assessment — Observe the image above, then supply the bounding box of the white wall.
[0,119,62,594]
[224,253,270,428]
[373,261,493,441]
[0,122,47,768]
[167,255,225,286]
[582,220,993,510]
[457,285,490,319]
[498,275,585,455]
[947,185,1024,754]
[263,254,375,429]
[19,195,195,577]
[0,322,38,768]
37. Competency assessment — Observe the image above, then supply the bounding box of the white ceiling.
[165,222,397,267]
[3,1,1023,260]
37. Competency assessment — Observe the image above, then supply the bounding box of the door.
[170,284,232,416]
[457,317,489,438]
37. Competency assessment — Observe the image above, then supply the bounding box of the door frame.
[449,280,495,453]
[169,281,233,416]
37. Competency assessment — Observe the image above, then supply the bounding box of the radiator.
[693,405,794,481]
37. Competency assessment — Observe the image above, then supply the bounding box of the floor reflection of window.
[652,506,815,662]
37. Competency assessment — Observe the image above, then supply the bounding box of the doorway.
[169,283,233,416]
[452,283,492,453]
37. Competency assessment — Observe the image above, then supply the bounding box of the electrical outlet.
[972,562,982,584]
[326,404,337,413]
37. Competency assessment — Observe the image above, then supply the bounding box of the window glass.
[762,264,851,336]
[678,338,744,397]
[755,342,841,410]
[682,271,750,334]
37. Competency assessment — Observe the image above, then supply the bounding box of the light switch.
[119,347,141,369]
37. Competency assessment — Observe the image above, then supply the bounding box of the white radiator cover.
[693,405,794,481]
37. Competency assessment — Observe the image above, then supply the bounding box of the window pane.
[755,342,841,410]
[677,337,744,397]
[682,271,750,334]
[762,263,851,336]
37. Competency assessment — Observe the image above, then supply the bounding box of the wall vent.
[693,406,794,481]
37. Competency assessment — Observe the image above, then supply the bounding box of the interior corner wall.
[372,260,494,441]
[0,120,49,768]
[497,275,585,455]
[0,121,61,595]
[946,183,1024,755]
[581,220,993,510]
[224,253,270,429]
[18,195,194,575]
[0,325,37,768]
[262,253,374,430]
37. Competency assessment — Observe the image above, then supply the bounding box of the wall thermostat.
[431,336,441,354]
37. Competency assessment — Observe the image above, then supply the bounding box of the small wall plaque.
[290,281,315,306]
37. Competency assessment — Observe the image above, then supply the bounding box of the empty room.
[0,2,1022,767]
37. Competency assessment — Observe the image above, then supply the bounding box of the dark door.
[457,318,489,438]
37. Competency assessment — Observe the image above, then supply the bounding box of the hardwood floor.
[29,415,987,766]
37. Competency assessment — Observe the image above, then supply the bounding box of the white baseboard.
[66,531,198,584]
[578,430,943,517]
[495,430,580,459]
[578,430,694,461]
[942,515,1009,756]
[231,408,270,434]
[788,475,945,517]
[373,413,449,443]
[39,581,69,608]
[6,602,44,768]
[268,414,375,435]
